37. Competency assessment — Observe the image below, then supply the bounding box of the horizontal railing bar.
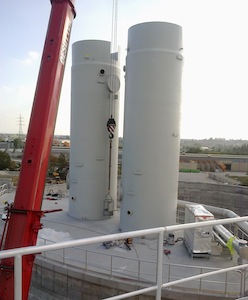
[103,285,158,300]
[166,216,248,232]
[0,227,165,259]
[162,263,248,289]
[39,237,225,273]
[1,216,248,259]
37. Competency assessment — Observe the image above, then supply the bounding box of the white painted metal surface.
[69,40,120,220]
[120,22,183,231]
[184,205,214,256]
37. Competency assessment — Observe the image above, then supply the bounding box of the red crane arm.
[0,1,76,299]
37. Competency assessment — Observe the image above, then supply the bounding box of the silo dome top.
[127,22,183,53]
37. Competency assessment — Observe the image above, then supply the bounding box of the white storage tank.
[69,40,120,220]
[120,22,183,231]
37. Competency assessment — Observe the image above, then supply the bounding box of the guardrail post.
[240,268,246,297]
[156,231,164,300]
[44,239,47,259]
[168,265,171,284]
[85,250,88,270]
[63,248,65,265]
[110,255,113,278]
[199,268,202,294]
[14,254,22,300]
[224,272,228,296]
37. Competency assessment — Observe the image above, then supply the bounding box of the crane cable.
[107,0,118,139]
[105,0,118,214]
[108,0,118,124]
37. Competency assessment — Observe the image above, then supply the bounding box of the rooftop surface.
[0,172,247,298]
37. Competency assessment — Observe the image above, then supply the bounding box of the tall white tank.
[120,22,183,231]
[69,40,120,220]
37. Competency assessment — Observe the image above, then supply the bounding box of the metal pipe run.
[178,200,248,233]
[178,200,248,257]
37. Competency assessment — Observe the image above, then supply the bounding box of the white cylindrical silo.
[120,22,183,231]
[69,40,120,220]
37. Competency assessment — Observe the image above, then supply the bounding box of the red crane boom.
[0,1,76,299]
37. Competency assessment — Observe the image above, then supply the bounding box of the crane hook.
[107,116,116,139]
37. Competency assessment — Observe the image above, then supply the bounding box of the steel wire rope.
[105,0,119,214]
[109,0,118,119]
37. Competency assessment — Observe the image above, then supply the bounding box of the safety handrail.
[1,216,248,300]
[0,184,8,197]
[38,235,241,294]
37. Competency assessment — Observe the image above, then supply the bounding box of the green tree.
[186,147,202,154]
[57,153,69,180]
[13,138,23,149]
[48,154,58,171]
[0,151,12,170]
[57,153,68,170]
[9,160,17,171]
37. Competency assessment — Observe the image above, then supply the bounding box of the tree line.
[184,143,248,155]
[2,143,248,171]
[0,151,69,180]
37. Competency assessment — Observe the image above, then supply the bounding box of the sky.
[1,0,248,140]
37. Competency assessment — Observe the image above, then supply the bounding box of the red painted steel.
[0,1,75,299]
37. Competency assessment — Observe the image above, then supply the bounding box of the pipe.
[214,225,248,259]
[178,199,248,234]
[177,200,248,257]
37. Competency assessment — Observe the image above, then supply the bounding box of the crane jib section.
[0,1,76,299]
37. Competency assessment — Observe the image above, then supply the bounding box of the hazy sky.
[1,0,248,139]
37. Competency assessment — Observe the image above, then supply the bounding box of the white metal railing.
[1,217,248,299]
[38,237,242,295]
[0,184,8,197]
